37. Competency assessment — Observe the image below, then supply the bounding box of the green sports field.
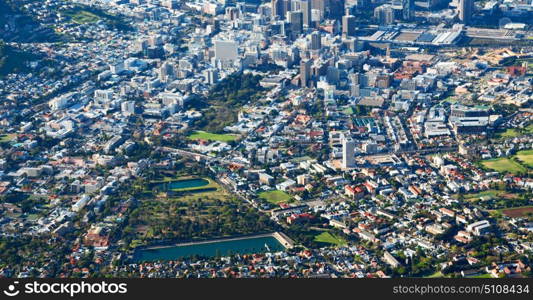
[480,158,527,174]
[258,190,292,204]
[495,128,521,139]
[314,232,347,246]
[188,131,238,142]
[515,150,533,168]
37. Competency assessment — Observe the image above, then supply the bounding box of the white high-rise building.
[94,89,114,103]
[110,61,124,74]
[342,136,356,169]
[204,69,219,85]
[121,101,135,116]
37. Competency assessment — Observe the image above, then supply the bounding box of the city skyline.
[0,0,531,283]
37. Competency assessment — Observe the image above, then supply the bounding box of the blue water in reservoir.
[154,178,210,190]
[134,236,285,262]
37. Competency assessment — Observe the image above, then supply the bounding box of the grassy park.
[495,128,522,139]
[258,190,292,204]
[314,232,347,247]
[460,189,508,201]
[494,124,533,140]
[128,173,275,244]
[480,157,527,174]
[188,131,239,142]
[527,124,533,134]
[60,5,132,31]
[63,9,101,24]
[515,150,533,168]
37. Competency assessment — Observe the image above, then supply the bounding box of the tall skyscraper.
[291,0,301,10]
[205,69,219,85]
[326,66,340,84]
[402,0,414,21]
[312,0,345,20]
[288,11,304,37]
[327,0,345,20]
[300,0,312,27]
[226,7,240,21]
[311,0,328,20]
[282,0,292,17]
[342,136,356,169]
[272,0,290,20]
[312,0,326,16]
[159,61,175,82]
[458,0,473,24]
[300,59,313,88]
[164,0,178,9]
[374,4,395,25]
[310,31,321,50]
[121,101,135,116]
[272,0,281,19]
[342,15,356,37]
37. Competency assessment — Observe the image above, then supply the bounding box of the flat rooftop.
[395,31,422,42]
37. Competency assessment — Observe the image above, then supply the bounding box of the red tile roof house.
[286,213,314,224]
[344,185,365,199]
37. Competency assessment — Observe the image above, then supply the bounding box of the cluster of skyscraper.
[272,0,346,23]
[273,0,421,37]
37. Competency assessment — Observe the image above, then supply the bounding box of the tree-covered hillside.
[0,0,61,42]
[0,41,36,77]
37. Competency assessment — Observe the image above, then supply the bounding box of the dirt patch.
[501,207,533,218]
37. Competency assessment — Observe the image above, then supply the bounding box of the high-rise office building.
[272,0,281,19]
[458,0,473,24]
[311,0,326,16]
[204,69,219,85]
[226,7,240,21]
[300,59,313,88]
[342,136,356,169]
[291,0,301,10]
[310,31,321,50]
[159,62,175,82]
[300,0,312,27]
[312,0,344,20]
[374,4,395,25]
[121,101,135,116]
[164,0,178,9]
[326,66,340,84]
[342,15,356,37]
[402,0,414,21]
[283,0,292,18]
[327,0,345,20]
[272,0,291,20]
[288,10,304,37]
